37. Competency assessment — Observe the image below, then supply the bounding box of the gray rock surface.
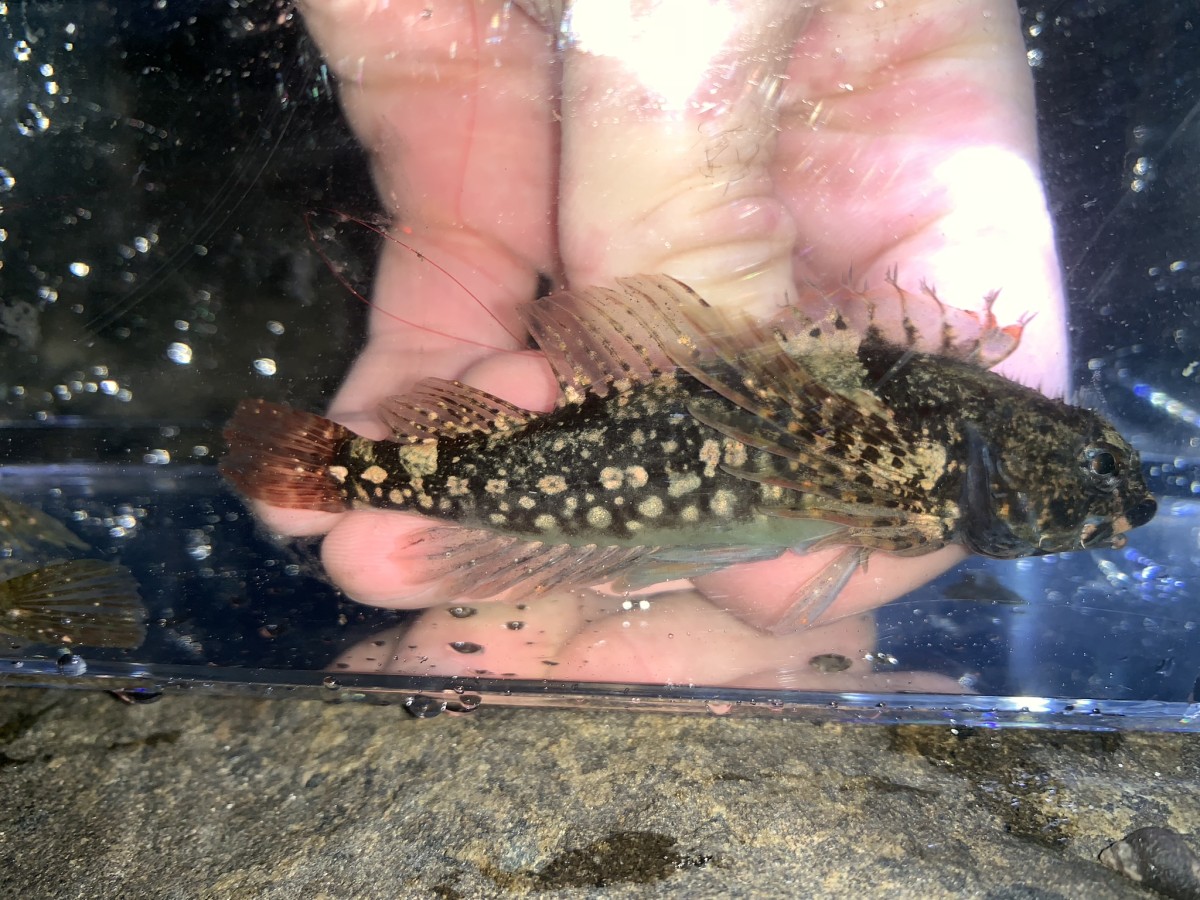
[1,688,1197,898]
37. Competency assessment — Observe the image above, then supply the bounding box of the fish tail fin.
[221,399,351,512]
[0,560,146,648]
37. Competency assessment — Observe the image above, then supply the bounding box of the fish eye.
[1088,450,1117,476]
[1080,443,1123,489]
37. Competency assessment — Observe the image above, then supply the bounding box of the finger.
[556,0,812,312]
[694,545,967,634]
[298,0,560,397]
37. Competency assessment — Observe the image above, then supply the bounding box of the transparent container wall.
[1,1,1197,729]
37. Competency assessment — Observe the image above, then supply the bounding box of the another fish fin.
[393,526,661,599]
[220,399,351,512]
[378,377,533,441]
[833,268,1027,369]
[0,560,146,648]
[0,497,90,555]
[612,545,788,591]
[519,274,713,404]
[766,546,870,633]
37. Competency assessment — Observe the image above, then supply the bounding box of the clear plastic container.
[1,1,1197,729]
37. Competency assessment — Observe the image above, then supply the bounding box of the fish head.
[958,412,1156,560]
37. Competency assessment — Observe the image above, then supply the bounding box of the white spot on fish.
[586,507,613,528]
[599,466,624,490]
[485,478,508,495]
[518,496,536,510]
[327,465,348,484]
[667,471,701,498]
[680,505,700,523]
[534,513,557,530]
[637,496,664,518]
[722,438,748,468]
[709,489,737,517]
[538,475,568,495]
[624,466,649,488]
[446,475,470,497]
[699,439,721,477]
[360,465,388,485]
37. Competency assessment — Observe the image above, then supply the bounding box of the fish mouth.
[1078,519,1117,550]
[1077,497,1157,550]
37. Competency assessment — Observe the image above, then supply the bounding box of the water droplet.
[253,357,277,376]
[504,620,525,630]
[446,694,482,714]
[266,320,285,335]
[449,641,484,654]
[0,167,13,191]
[68,261,90,277]
[447,606,477,619]
[56,653,87,676]
[405,695,445,718]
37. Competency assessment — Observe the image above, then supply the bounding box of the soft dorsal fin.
[378,378,533,442]
[519,275,714,405]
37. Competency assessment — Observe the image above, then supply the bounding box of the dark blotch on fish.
[221,274,1156,628]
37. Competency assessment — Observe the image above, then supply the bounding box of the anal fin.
[394,527,659,600]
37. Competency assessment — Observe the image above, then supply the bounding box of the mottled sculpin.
[221,275,1156,625]
[0,497,146,648]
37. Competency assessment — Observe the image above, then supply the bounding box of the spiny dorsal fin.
[378,378,533,442]
[519,275,713,405]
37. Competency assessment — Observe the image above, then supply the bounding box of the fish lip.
[1079,519,1115,549]
[1125,497,1157,529]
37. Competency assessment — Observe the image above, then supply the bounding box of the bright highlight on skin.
[564,0,737,110]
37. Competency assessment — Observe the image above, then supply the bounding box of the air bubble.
[253,357,277,376]
[505,621,525,630]
[68,261,90,277]
[449,641,483,654]
[166,342,192,364]
[447,606,477,619]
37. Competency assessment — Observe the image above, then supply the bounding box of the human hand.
[264,0,1065,687]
